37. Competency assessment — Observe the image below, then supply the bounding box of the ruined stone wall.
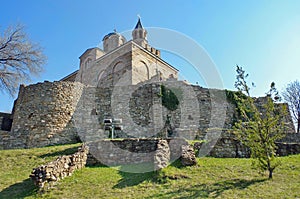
[1,78,299,158]
[104,82,235,142]
[82,81,233,140]
[87,138,186,171]
[30,144,88,189]
[0,130,20,149]
[0,112,12,131]
[276,142,300,156]
[198,125,299,158]
[253,96,295,133]
[74,83,163,140]
[201,130,250,158]
[10,81,84,148]
[280,133,300,143]
[89,138,160,166]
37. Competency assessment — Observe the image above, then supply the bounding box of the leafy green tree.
[233,65,286,179]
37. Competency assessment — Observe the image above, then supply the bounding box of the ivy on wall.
[160,85,179,111]
[225,89,252,122]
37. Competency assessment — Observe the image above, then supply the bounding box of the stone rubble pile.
[181,145,197,166]
[30,144,89,188]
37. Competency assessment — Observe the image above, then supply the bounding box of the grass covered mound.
[0,144,299,199]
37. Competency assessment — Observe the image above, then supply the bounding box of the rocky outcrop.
[30,144,88,189]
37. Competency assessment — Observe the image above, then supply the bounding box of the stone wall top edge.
[0,129,10,134]
[91,138,164,142]
[0,112,12,116]
[17,79,279,101]
[87,137,188,143]
[20,80,85,89]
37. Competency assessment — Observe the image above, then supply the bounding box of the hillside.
[0,144,299,199]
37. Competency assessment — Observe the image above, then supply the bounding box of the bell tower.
[132,18,148,47]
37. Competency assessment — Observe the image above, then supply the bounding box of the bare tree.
[0,24,46,96]
[282,80,300,133]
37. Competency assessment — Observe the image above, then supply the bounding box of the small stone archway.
[112,61,124,85]
[134,60,149,83]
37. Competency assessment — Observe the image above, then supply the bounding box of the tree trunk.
[268,169,273,179]
[297,117,300,133]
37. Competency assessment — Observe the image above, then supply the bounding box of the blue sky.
[1,0,300,112]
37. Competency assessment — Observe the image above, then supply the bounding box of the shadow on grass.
[113,160,194,189]
[0,178,38,199]
[113,171,157,188]
[145,178,267,198]
[169,159,184,169]
[39,146,79,158]
[113,162,165,188]
[86,162,110,168]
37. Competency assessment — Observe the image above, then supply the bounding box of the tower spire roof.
[134,17,143,29]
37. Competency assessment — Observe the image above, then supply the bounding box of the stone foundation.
[87,138,188,171]
[196,130,300,158]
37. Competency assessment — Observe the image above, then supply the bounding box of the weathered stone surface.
[154,140,170,170]
[181,145,197,166]
[276,142,300,156]
[30,144,88,189]
[7,81,84,149]
[167,138,189,161]
[88,138,160,167]
[0,112,12,131]
[0,80,299,157]
[87,138,188,168]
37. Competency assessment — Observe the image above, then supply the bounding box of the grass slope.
[0,144,299,199]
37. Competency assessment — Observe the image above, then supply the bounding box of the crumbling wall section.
[30,144,89,188]
[87,138,187,171]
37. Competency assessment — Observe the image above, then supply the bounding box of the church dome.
[102,31,126,52]
[102,32,118,41]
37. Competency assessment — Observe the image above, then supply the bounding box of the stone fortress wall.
[0,79,299,157]
[1,81,84,149]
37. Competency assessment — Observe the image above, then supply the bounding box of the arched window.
[135,61,149,81]
[85,58,92,69]
[112,61,124,85]
[98,70,105,82]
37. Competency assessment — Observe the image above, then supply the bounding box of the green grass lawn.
[0,144,299,199]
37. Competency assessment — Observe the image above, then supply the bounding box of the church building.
[61,18,178,87]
